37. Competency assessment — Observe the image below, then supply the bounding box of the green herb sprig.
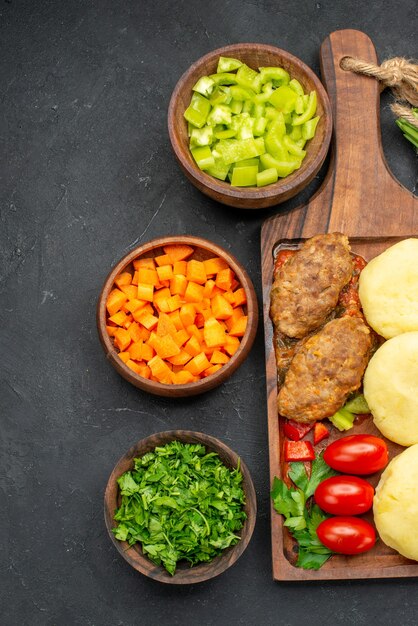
[113,441,246,575]
[271,453,337,570]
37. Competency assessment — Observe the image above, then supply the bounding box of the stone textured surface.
[1,1,417,624]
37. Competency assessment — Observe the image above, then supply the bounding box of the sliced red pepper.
[284,440,315,462]
[283,419,314,441]
[313,422,330,445]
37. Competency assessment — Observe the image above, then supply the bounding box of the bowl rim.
[104,429,257,584]
[96,235,259,396]
[168,42,333,203]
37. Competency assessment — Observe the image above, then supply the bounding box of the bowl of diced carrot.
[97,236,258,396]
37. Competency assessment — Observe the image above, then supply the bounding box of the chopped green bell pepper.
[190,126,213,147]
[292,90,317,125]
[259,67,290,86]
[230,85,255,101]
[191,145,215,170]
[230,99,243,114]
[209,72,238,86]
[257,167,278,187]
[236,63,260,93]
[231,165,258,186]
[289,78,304,96]
[260,153,301,177]
[268,86,298,113]
[184,93,211,128]
[205,157,230,180]
[302,116,320,140]
[283,135,306,158]
[217,56,243,73]
[192,76,215,97]
[207,104,232,126]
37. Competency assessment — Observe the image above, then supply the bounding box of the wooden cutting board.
[261,29,418,581]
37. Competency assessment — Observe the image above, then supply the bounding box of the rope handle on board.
[340,56,418,128]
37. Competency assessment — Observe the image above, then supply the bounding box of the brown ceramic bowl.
[97,235,258,397]
[168,43,332,209]
[104,430,257,584]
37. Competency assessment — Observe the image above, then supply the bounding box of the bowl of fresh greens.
[104,430,257,583]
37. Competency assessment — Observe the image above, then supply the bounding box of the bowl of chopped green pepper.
[168,43,332,209]
[104,430,257,583]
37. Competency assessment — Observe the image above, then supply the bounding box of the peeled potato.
[374,445,418,562]
[363,332,418,446]
[358,238,418,339]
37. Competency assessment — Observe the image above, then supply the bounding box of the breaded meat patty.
[277,316,372,422]
[270,233,353,339]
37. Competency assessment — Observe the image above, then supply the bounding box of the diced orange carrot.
[184,352,211,376]
[137,312,158,330]
[132,303,154,322]
[186,260,207,285]
[126,359,144,375]
[232,287,247,307]
[131,270,139,285]
[156,313,177,337]
[141,342,155,361]
[124,298,147,314]
[109,311,129,326]
[119,284,138,300]
[202,364,223,377]
[172,370,196,384]
[137,283,154,302]
[148,355,173,383]
[129,341,144,360]
[163,244,194,262]
[155,253,173,267]
[225,335,240,356]
[106,289,128,316]
[209,285,226,299]
[173,260,187,275]
[173,329,189,347]
[157,335,181,359]
[203,317,227,348]
[203,279,215,298]
[166,294,182,312]
[153,287,171,311]
[231,278,240,291]
[229,316,247,337]
[225,307,245,331]
[203,257,229,275]
[167,350,192,366]
[180,304,195,327]
[187,324,203,343]
[215,268,235,291]
[195,312,206,328]
[211,293,234,320]
[118,351,131,363]
[127,321,142,343]
[138,268,159,286]
[210,349,230,364]
[106,325,117,337]
[167,310,184,330]
[184,281,204,303]
[133,257,156,270]
[223,290,236,305]
[169,274,188,296]
[136,363,151,379]
[122,315,133,329]
[184,335,201,357]
[114,272,132,288]
[156,264,173,282]
[114,328,131,351]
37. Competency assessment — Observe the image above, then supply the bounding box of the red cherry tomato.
[317,517,376,555]
[323,435,388,475]
[314,476,374,515]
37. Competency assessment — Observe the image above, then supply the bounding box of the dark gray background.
[1,1,417,624]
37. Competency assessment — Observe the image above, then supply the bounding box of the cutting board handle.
[319,29,417,235]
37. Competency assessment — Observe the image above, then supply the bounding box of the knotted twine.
[340,56,418,128]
